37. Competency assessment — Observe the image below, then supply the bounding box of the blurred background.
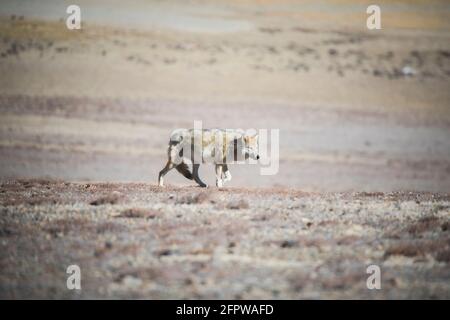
[0,0,449,191]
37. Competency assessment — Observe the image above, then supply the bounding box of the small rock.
[226,199,249,210]
[401,66,416,76]
[280,240,297,248]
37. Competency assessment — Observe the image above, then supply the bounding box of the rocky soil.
[1,179,449,299]
[1,0,450,299]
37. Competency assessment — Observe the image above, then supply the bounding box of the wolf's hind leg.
[158,160,175,186]
[192,164,208,187]
[176,162,193,180]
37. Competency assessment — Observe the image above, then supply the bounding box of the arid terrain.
[0,0,449,299]
[1,179,449,299]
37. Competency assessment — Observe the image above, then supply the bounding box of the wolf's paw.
[222,171,232,182]
[216,179,223,188]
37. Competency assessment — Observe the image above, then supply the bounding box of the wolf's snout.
[256,155,260,160]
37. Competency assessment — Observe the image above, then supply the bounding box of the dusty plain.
[0,0,449,299]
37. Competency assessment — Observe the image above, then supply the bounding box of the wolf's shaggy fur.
[158,129,259,187]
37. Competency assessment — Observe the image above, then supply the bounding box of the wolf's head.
[243,132,260,160]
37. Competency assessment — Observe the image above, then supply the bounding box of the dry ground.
[0,180,449,299]
[0,0,450,299]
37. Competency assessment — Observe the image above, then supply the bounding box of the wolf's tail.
[169,129,185,144]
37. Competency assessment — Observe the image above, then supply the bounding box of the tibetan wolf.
[158,129,259,187]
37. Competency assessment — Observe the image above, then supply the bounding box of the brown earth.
[0,0,450,299]
[0,180,449,299]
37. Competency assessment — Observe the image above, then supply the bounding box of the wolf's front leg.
[222,164,232,183]
[215,164,223,187]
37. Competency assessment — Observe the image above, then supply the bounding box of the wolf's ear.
[243,132,258,144]
[244,130,258,138]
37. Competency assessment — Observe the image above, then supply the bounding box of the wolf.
[158,128,259,187]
